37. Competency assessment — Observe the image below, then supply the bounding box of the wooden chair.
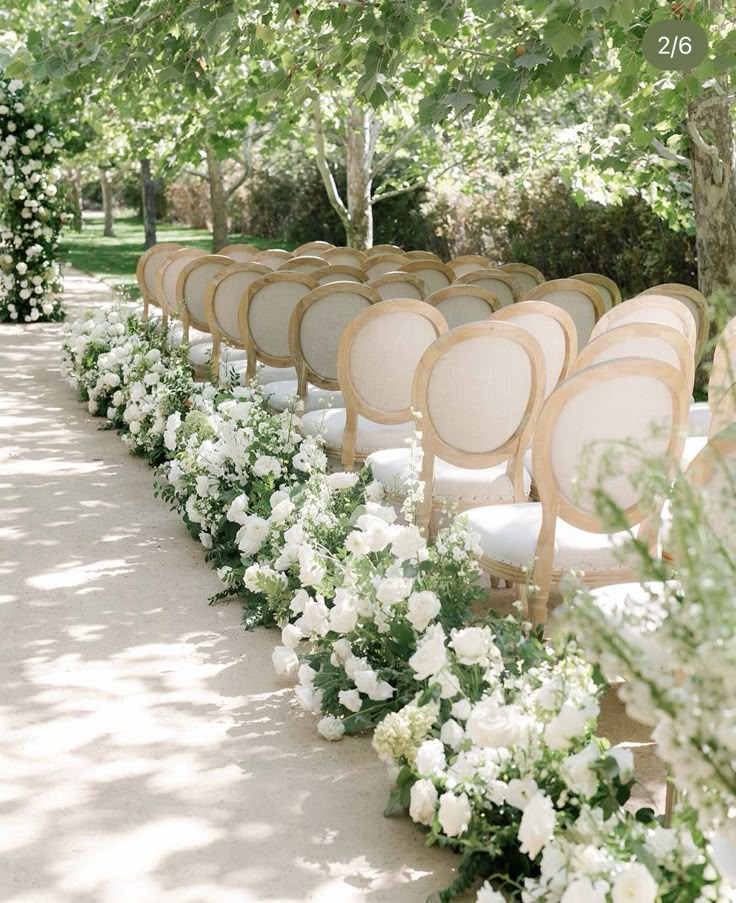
[405,250,443,262]
[321,246,368,268]
[300,300,447,468]
[136,242,182,318]
[367,272,426,301]
[690,322,736,438]
[500,263,545,297]
[315,265,367,285]
[204,262,270,381]
[454,268,519,307]
[463,358,688,625]
[447,254,490,277]
[363,254,408,279]
[278,255,330,275]
[365,243,404,256]
[523,278,605,349]
[176,255,235,379]
[252,248,293,269]
[571,273,622,312]
[238,272,318,385]
[154,247,207,331]
[262,282,382,414]
[219,243,261,263]
[426,285,499,329]
[402,260,456,294]
[293,240,334,256]
[638,284,709,363]
[368,321,545,533]
[590,295,698,355]
[491,301,577,398]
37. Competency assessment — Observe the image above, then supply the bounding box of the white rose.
[328,599,358,634]
[375,575,413,606]
[451,699,472,721]
[270,498,294,524]
[338,689,362,713]
[466,699,526,749]
[609,745,635,782]
[415,739,446,777]
[298,546,326,587]
[345,530,370,556]
[409,779,438,827]
[437,791,471,838]
[450,626,493,666]
[317,716,345,741]
[236,515,269,556]
[408,624,448,680]
[358,516,393,552]
[289,589,310,614]
[298,663,316,686]
[294,685,323,714]
[352,669,395,701]
[253,455,282,478]
[199,532,213,550]
[611,863,657,903]
[518,792,555,859]
[272,645,299,678]
[391,524,426,561]
[299,596,329,635]
[440,719,464,751]
[406,591,441,632]
[544,701,594,751]
[561,878,609,903]
[281,623,302,649]
[327,471,359,490]
[226,494,250,524]
[561,742,600,798]
[476,883,506,903]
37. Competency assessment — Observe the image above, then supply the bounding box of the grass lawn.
[59,214,297,298]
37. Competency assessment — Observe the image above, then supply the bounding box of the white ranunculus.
[561,877,609,903]
[317,715,345,741]
[437,791,471,838]
[440,718,464,751]
[327,471,359,490]
[610,862,657,903]
[391,524,426,561]
[272,645,299,678]
[338,689,362,713]
[450,626,493,666]
[415,738,446,777]
[518,792,555,859]
[408,624,448,680]
[406,590,441,632]
[561,742,600,798]
[281,623,302,649]
[409,779,438,827]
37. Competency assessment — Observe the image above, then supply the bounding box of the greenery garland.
[0,76,65,323]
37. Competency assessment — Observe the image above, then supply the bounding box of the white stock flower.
[610,862,657,903]
[317,716,345,741]
[409,778,438,826]
[415,738,446,776]
[518,792,555,859]
[437,791,471,838]
[406,591,441,632]
[272,645,299,678]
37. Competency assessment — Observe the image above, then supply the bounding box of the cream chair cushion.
[259,364,298,385]
[188,343,246,367]
[367,447,531,501]
[263,379,344,413]
[464,503,637,573]
[300,408,414,455]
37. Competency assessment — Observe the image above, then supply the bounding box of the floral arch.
[0,76,65,323]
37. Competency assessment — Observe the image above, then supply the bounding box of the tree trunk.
[206,144,229,251]
[100,166,115,237]
[69,169,83,232]
[140,157,157,249]
[345,104,375,250]
[688,93,736,302]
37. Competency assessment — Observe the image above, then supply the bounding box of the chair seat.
[263,379,344,413]
[300,408,414,456]
[464,502,637,575]
[188,343,246,367]
[258,364,298,385]
[367,447,531,502]
[688,401,711,437]
[167,322,212,346]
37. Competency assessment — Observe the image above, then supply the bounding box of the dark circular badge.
[642,19,709,71]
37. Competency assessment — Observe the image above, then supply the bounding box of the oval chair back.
[590,295,697,355]
[252,248,293,269]
[321,246,367,268]
[523,278,604,349]
[367,271,426,301]
[136,242,182,317]
[363,254,408,280]
[491,300,577,397]
[638,284,709,363]
[447,254,490,277]
[454,267,519,307]
[426,285,499,329]
[293,240,334,256]
[278,255,330,275]
[571,273,621,312]
[500,263,545,297]
[219,243,261,263]
[155,247,207,326]
[177,254,234,342]
[405,250,442,262]
[239,271,318,384]
[365,243,404,257]
[401,259,456,294]
[411,320,546,530]
[315,265,367,285]
[337,299,448,467]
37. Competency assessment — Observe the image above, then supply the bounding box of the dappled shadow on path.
[0,295,459,902]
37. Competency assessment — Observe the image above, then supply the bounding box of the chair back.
[638,284,709,363]
[278,255,330,275]
[454,268,519,307]
[205,263,271,349]
[155,247,207,324]
[426,285,499,328]
[321,246,367,268]
[315,265,367,285]
[177,254,233,338]
[367,272,426,301]
[590,295,697,354]
[447,255,490,277]
[708,322,736,416]
[239,272,318,383]
[290,283,381,398]
[136,243,182,314]
[253,248,293,269]
[219,243,261,263]
[491,300,577,397]
[500,263,545,297]
[523,278,604,348]
[402,260,456,294]
[533,358,687,534]
[364,254,408,279]
[571,273,621,312]
[684,427,736,534]
[365,243,404,257]
[293,240,334,256]
[405,250,442,262]
[573,323,694,394]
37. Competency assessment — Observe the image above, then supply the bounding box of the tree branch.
[688,118,725,186]
[371,181,426,204]
[182,167,208,181]
[651,138,690,167]
[226,169,249,198]
[371,122,421,178]
[312,96,349,225]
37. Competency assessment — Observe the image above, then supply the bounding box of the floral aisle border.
[0,77,65,323]
[60,304,735,902]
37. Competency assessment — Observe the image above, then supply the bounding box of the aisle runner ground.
[0,266,463,902]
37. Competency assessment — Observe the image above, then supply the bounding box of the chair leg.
[517,583,529,620]
[490,576,500,589]
[529,589,549,628]
[664,780,677,826]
